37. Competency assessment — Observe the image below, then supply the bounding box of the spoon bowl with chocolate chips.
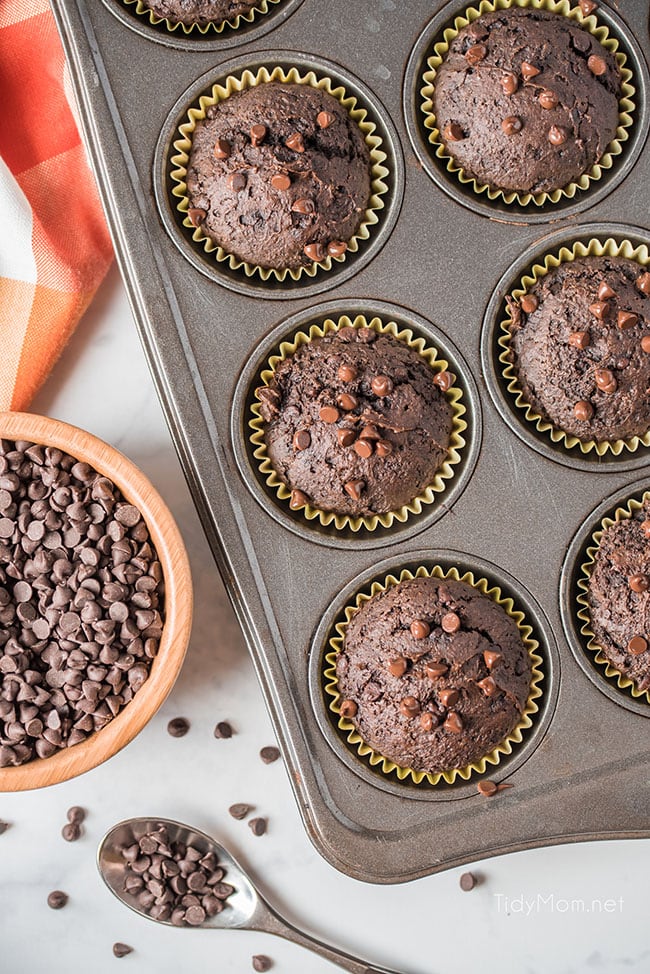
[99,817,403,973]
[0,412,192,791]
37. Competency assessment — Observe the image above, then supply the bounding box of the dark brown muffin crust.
[587,500,650,692]
[432,7,622,194]
[144,0,259,27]
[508,256,650,442]
[257,327,453,518]
[185,83,371,270]
[336,576,532,774]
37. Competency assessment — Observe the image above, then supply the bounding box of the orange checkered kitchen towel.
[0,0,113,411]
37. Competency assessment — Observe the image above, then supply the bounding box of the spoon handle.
[252,901,404,974]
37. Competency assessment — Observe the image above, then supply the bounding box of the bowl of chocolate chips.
[0,412,192,790]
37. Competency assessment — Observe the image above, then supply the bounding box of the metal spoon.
[98,817,404,974]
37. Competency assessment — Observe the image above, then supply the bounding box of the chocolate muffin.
[586,500,650,692]
[507,256,650,442]
[257,327,453,518]
[335,575,532,773]
[432,7,622,195]
[143,0,259,27]
[185,82,372,270]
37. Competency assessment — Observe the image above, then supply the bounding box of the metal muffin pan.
[52,0,650,883]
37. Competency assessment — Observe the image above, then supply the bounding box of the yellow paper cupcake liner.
[323,565,544,787]
[249,315,467,532]
[169,66,389,282]
[499,236,650,456]
[420,0,636,207]
[576,493,650,704]
[121,0,280,35]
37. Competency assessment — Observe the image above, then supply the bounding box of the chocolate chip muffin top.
[508,256,650,442]
[257,326,453,517]
[432,7,622,195]
[335,575,532,774]
[586,499,650,692]
[185,82,372,270]
[144,0,259,27]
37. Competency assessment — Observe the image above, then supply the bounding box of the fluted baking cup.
[420,0,636,207]
[121,0,280,35]
[169,66,389,282]
[576,493,650,704]
[499,236,650,456]
[323,565,544,787]
[249,315,467,532]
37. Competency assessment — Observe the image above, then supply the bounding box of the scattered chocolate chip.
[167,718,190,738]
[271,174,291,191]
[641,336,650,354]
[465,43,487,66]
[285,132,305,153]
[444,712,463,734]
[0,821,9,835]
[304,242,326,262]
[337,393,358,411]
[538,89,559,110]
[319,406,340,424]
[252,955,273,972]
[316,110,335,129]
[250,124,267,146]
[420,712,437,732]
[589,300,610,320]
[67,806,85,824]
[337,429,356,448]
[375,439,393,457]
[433,371,453,392]
[291,198,315,215]
[501,115,522,135]
[229,803,251,820]
[327,240,347,258]
[520,294,538,314]
[292,430,311,452]
[628,636,648,655]
[290,489,309,510]
[227,173,247,193]
[597,281,616,301]
[629,574,650,594]
[595,369,617,394]
[442,122,464,142]
[388,657,408,678]
[439,688,460,708]
[410,619,430,640]
[520,61,540,80]
[477,780,498,797]
[579,0,597,14]
[248,817,267,837]
[360,425,380,441]
[425,662,448,679]
[337,364,357,383]
[62,822,81,842]
[441,611,461,634]
[112,944,133,959]
[568,330,591,350]
[459,872,476,892]
[500,72,519,95]
[618,310,639,330]
[574,400,594,422]
[339,699,358,718]
[587,54,607,76]
[353,439,374,459]
[187,208,206,227]
[214,139,231,160]
[214,722,233,739]
[343,480,364,501]
[636,272,650,295]
[400,696,420,718]
[477,676,498,697]
[260,746,280,764]
[47,890,68,910]
[371,375,393,397]
[548,124,568,146]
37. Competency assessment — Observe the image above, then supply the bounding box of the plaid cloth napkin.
[0,0,113,411]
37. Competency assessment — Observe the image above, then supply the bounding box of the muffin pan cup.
[52,0,650,883]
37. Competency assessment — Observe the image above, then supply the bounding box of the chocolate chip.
[375,439,393,458]
[371,375,393,397]
[439,688,460,709]
[339,699,358,718]
[442,122,464,142]
[568,330,590,350]
[112,944,133,958]
[229,803,251,820]
[399,696,420,718]
[304,242,326,262]
[500,72,518,95]
[285,132,305,153]
[410,619,430,640]
[443,712,463,734]
[47,890,68,909]
[501,115,522,135]
[641,336,650,354]
[337,429,356,448]
[319,406,340,424]
[67,806,85,824]
[260,746,280,764]
[598,281,616,301]
[520,61,540,80]
[248,817,267,836]
[589,300,609,320]
[419,712,438,732]
[167,717,190,738]
[595,369,617,394]
[629,574,649,594]
[538,89,558,109]
[388,657,408,678]
[588,54,607,76]
[292,430,311,452]
[441,611,461,634]
[291,198,315,215]
[520,294,538,314]
[353,439,374,459]
[343,480,364,501]
[0,821,9,835]
[271,174,291,191]
[425,662,448,679]
[628,636,648,655]
[289,490,309,510]
[477,780,498,797]
[548,125,568,146]
[574,400,594,422]
[618,310,639,330]
[316,110,335,129]
[214,139,231,160]
[337,393,358,411]
[250,124,267,146]
[433,371,453,392]
[636,272,650,295]
[465,43,487,66]
[337,364,357,382]
[252,955,273,972]
[459,872,476,892]
[62,822,81,842]
[188,208,206,227]
[327,241,347,258]
[227,173,247,193]
[477,676,498,697]
[214,721,233,739]
[579,0,597,13]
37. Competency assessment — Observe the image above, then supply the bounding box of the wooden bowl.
[0,412,193,791]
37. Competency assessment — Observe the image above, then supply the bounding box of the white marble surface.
[1,265,648,974]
